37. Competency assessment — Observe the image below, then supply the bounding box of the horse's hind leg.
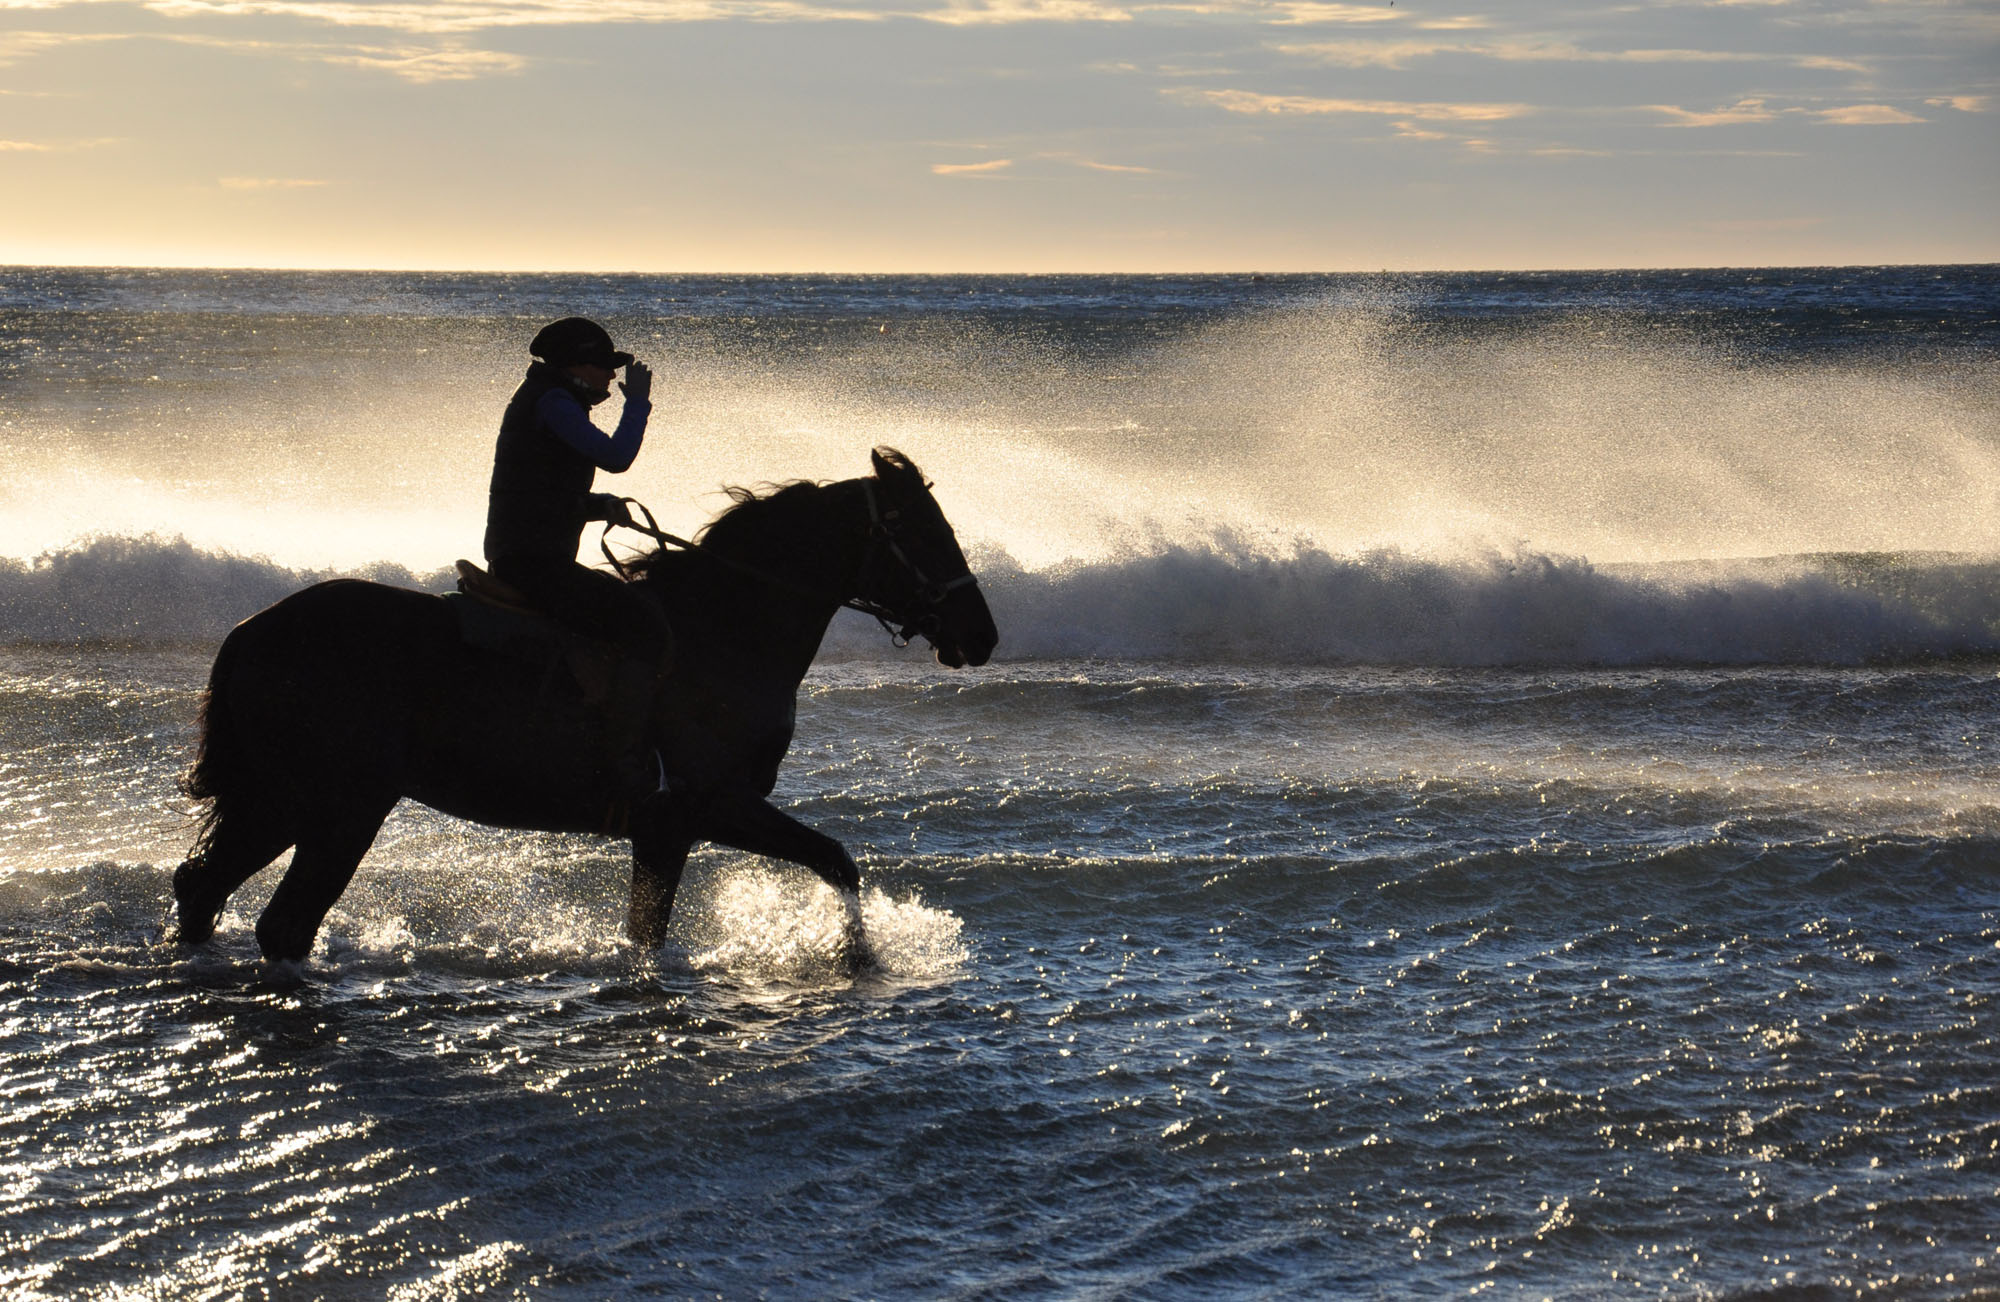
[174,810,294,946]
[254,798,396,963]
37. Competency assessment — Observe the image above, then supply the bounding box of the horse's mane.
[621,478,827,579]
[695,479,827,547]
[625,450,922,579]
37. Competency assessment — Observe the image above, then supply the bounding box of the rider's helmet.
[530,317,634,370]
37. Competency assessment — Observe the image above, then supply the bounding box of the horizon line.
[5,258,1998,277]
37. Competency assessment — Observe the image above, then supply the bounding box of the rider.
[484,316,673,794]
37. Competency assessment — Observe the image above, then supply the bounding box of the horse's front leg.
[692,791,859,893]
[628,801,692,949]
[690,791,870,966]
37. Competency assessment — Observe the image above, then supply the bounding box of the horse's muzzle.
[924,582,997,669]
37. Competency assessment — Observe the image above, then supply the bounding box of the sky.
[1,0,1995,270]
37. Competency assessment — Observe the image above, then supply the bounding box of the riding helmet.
[530,317,634,370]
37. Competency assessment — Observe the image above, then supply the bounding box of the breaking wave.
[0,535,452,645]
[939,539,2000,666]
[5,534,1999,667]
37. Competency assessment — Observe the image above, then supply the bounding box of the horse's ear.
[871,446,915,481]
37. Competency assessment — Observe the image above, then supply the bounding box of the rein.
[598,483,977,647]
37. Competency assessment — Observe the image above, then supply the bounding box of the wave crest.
[939,538,2000,666]
[0,535,449,644]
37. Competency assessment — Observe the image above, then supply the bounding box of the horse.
[172,447,998,965]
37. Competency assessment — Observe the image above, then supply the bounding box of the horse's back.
[205,581,457,804]
[206,577,622,831]
[237,577,452,643]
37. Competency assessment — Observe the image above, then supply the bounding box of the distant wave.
[6,534,2000,666]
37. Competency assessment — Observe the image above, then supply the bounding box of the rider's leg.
[486,556,673,795]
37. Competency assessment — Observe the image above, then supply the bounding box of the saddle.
[443,559,618,705]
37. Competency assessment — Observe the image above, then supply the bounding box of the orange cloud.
[1813,104,1923,125]
[1648,98,1776,126]
[1176,88,1530,121]
[319,44,528,79]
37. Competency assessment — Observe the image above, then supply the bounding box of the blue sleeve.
[536,387,651,473]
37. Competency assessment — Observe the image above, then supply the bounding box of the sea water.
[2,267,1998,1298]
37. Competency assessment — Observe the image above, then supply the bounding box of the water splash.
[685,865,967,982]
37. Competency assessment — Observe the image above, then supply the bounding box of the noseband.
[602,479,978,649]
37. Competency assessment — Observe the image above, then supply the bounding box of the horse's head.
[855,447,998,669]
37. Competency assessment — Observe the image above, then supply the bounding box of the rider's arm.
[536,386,650,473]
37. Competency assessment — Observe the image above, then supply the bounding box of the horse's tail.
[179,620,251,853]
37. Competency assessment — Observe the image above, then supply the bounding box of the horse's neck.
[694,480,864,679]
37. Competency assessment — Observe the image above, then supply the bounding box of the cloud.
[1260,2,1402,25]
[0,135,117,151]
[1380,119,1612,157]
[1173,87,1531,121]
[1648,98,1777,126]
[931,150,1157,174]
[1279,38,1869,74]
[0,25,529,81]
[924,0,1131,23]
[1648,98,1928,127]
[120,0,890,34]
[219,175,330,188]
[1277,38,1454,68]
[0,30,128,65]
[1925,95,1989,112]
[1388,120,1452,141]
[1793,55,1869,73]
[318,43,528,78]
[1812,103,1923,124]
[26,0,1132,32]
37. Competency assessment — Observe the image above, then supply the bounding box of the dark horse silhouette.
[173,448,998,964]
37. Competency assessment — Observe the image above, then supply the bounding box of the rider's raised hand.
[620,360,652,404]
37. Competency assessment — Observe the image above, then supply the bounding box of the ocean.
[2,266,1997,1298]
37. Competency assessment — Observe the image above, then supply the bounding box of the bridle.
[600,479,979,648]
[847,478,981,647]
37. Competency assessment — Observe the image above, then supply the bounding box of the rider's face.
[567,361,617,390]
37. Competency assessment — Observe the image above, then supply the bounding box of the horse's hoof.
[261,957,309,985]
[835,925,878,977]
[171,909,215,947]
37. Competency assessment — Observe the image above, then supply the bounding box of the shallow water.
[3,650,1999,1298]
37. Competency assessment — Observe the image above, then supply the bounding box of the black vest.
[483,362,599,564]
